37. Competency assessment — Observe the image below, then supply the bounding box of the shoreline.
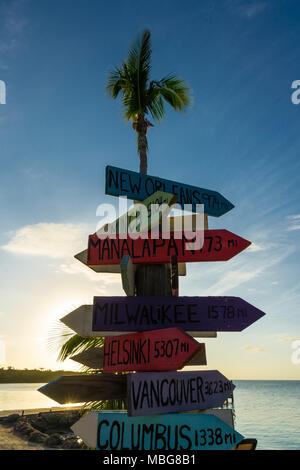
[0,405,82,418]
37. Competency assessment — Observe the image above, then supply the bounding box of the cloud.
[242,344,268,352]
[286,215,300,231]
[1,222,124,287]
[57,260,120,285]
[2,222,88,259]
[228,0,267,19]
[242,2,267,18]
[276,335,300,344]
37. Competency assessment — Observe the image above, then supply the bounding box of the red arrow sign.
[102,328,201,372]
[87,229,251,266]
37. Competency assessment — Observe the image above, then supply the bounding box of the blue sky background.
[0,0,300,379]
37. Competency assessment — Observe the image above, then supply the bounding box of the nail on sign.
[105,165,234,217]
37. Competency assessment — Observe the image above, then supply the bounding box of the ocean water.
[0,383,66,412]
[0,381,299,450]
[233,380,300,450]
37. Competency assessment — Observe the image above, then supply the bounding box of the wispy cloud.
[242,344,268,352]
[228,0,268,19]
[2,222,88,258]
[276,334,300,344]
[286,215,300,231]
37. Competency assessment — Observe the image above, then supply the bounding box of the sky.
[0,0,300,379]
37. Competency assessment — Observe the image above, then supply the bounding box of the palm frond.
[57,334,104,362]
[127,29,151,111]
[154,75,191,111]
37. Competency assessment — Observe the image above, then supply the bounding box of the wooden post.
[135,263,171,296]
[135,214,208,296]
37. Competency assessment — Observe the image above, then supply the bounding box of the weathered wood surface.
[87,229,251,266]
[38,374,127,404]
[170,254,179,296]
[102,328,202,373]
[127,370,235,416]
[71,410,244,450]
[61,304,217,338]
[71,344,207,370]
[105,165,234,217]
[74,248,187,276]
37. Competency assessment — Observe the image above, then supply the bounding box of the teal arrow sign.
[71,411,244,450]
[105,165,234,217]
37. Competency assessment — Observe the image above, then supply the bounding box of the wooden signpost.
[40,144,261,449]
[102,328,202,372]
[105,165,235,217]
[71,410,244,450]
[127,370,235,417]
[71,344,207,370]
[87,229,251,266]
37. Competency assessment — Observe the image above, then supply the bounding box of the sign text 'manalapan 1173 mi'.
[105,165,234,217]
[87,229,251,266]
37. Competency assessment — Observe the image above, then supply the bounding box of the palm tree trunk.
[136,114,148,174]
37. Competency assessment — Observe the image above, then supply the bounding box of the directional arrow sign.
[127,370,235,417]
[97,190,178,236]
[74,248,187,275]
[72,411,244,450]
[87,229,251,266]
[105,165,234,217]
[38,374,127,404]
[102,328,202,373]
[71,344,207,370]
[88,296,265,333]
[60,305,217,338]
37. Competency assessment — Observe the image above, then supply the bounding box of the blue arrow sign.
[105,165,234,217]
[72,411,244,450]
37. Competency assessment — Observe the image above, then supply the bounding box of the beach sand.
[0,425,47,450]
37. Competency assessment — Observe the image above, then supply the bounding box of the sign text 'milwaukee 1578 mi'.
[92,296,265,333]
[105,165,234,217]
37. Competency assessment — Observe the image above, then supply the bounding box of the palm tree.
[106,29,191,174]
